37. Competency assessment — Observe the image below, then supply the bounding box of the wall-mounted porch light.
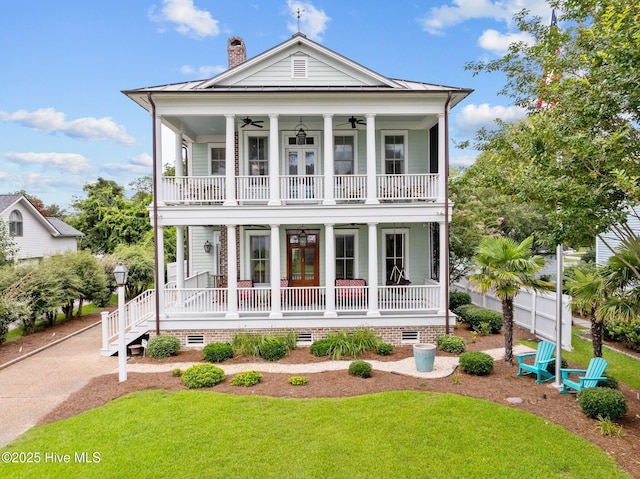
[204,240,212,253]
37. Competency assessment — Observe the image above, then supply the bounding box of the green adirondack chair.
[560,357,608,394]
[516,340,556,383]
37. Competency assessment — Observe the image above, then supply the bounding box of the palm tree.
[470,236,549,365]
[565,264,607,357]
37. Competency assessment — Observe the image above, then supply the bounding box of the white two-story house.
[121,33,472,349]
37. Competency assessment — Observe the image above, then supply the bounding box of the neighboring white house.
[121,33,472,348]
[0,195,83,262]
[595,207,640,265]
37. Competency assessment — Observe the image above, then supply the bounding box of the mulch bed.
[2,311,639,478]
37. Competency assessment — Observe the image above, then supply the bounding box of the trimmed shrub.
[597,375,619,390]
[604,319,640,352]
[260,337,288,361]
[182,363,225,389]
[577,387,628,420]
[459,351,494,376]
[203,342,234,363]
[454,304,503,334]
[376,342,394,356]
[172,368,181,377]
[146,335,181,359]
[288,376,309,386]
[437,335,466,354]
[449,291,472,311]
[230,370,263,387]
[348,360,372,378]
[310,338,332,357]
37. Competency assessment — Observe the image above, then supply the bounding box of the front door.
[286,147,318,200]
[287,230,320,287]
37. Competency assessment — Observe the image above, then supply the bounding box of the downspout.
[147,92,161,335]
[444,91,452,334]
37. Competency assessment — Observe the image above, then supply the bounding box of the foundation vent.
[401,331,420,344]
[186,334,205,346]
[296,332,313,345]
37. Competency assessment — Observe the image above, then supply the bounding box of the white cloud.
[102,154,152,175]
[285,0,330,41]
[450,154,478,168]
[149,0,219,39]
[455,103,527,136]
[4,152,91,174]
[180,64,226,78]
[0,108,137,146]
[418,0,551,35]
[478,29,533,55]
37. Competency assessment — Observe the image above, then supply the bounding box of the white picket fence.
[453,278,572,351]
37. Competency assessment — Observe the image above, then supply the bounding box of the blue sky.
[0,0,554,210]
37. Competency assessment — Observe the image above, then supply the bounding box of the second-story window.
[384,134,405,174]
[9,210,23,237]
[249,137,268,176]
[210,146,225,175]
[334,135,354,175]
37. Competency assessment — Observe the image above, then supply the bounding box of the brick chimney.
[228,36,246,69]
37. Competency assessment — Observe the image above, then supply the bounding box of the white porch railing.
[162,176,225,204]
[237,176,270,202]
[334,174,367,202]
[378,284,440,311]
[102,289,155,353]
[377,174,438,201]
[280,175,324,202]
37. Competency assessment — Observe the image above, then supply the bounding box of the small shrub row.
[459,351,494,376]
[454,304,503,334]
[310,328,388,359]
[604,319,640,352]
[231,331,297,361]
[449,291,472,311]
[182,363,225,389]
[146,335,181,359]
[203,342,234,363]
[230,370,263,387]
[288,376,309,386]
[577,387,628,420]
[348,360,372,378]
[436,335,466,354]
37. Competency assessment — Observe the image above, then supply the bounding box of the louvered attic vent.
[291,57,308,78]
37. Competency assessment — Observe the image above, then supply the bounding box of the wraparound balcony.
[161,174,439,205]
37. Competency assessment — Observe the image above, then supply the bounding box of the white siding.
[596,207,640,265]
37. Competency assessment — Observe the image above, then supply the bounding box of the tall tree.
[470,236,549,365]
[0,218,17,265]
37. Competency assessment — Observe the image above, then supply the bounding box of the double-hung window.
[334,135,355,175]
[9,210,23,237]
[383,229,409,284]
[383,133,406,174]
[248,137,268,176]
[335,232,357,279]
[209,145,225,175]
[248,233,270,284]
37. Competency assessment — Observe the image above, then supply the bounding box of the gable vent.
[401,331,420,344]
[291,57,308,78]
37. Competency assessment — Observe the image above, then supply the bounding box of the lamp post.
[113,262,129,382]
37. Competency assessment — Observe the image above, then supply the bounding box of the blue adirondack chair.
[516,340,556,383]
[560,357,608,394]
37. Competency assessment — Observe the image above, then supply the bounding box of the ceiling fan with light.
[240,117,264,128]
[338,116,366,128]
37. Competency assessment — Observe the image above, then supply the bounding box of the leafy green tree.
[599,237,640,325]
[0,218,17,266]
[10,190,66,217]
[565,264,607,357]
[112,244,155,299]
[470,236,550,364]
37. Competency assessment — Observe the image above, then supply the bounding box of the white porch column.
[438,220,447,314]
[323,114,335,205]
[324,223,337,317]
[269,224,283,318]
[226,225,239,318]
[156,225,166,319]
[367,222,380,316]
[174,131,183,174]
[176,226,185,288]
[437,112,446,202]
[268,114,280,205]
[365,114,379,204]
[155,115,165,206]
[224,115,237,206]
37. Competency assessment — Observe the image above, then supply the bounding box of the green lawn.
[1,390,629,479]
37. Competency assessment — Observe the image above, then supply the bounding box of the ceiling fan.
[241,117,264,128]
[339,116,366,128]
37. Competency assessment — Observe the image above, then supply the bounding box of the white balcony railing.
[334,174,366,202]
[280,175,324,202]
[237,175,270,202]
[162,176,225,204]
[377,174,438,201]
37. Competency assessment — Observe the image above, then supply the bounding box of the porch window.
[383,133,406,174]
[248,137,268,176]
[430,223,440,281]
[209,145,225,175]
[9,210,23,237]
[248,233,270,284]
[334,135,355,175]
[335,232,357,279]
[383,229,408,284]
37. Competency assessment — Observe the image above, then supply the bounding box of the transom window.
[248,137,268,176]
[209,145,225,175]
[334,135,355,175]
[9,210,23,237]
[335,233,356,279]
[383,133,407,174]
